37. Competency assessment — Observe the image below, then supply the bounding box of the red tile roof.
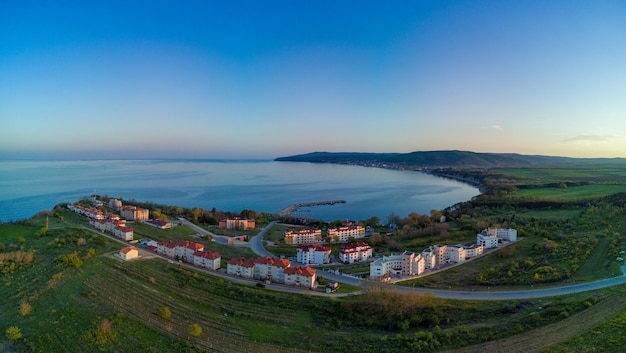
[284,266,316,277]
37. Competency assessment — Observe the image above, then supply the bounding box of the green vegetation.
[3,161,626,352]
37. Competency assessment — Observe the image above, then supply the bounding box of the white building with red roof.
[296,244,331,265]
[119,246,139,261]
[284,266,317,289]
[284,228,322,244]
[339,242,373,264]
[145,219,173,229]
[227,258,255,279]
[327,225,365,242]
[193,250,221,270]
[254,256,291,282]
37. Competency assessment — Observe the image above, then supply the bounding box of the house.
[482,228,518,242]
[327,225,365,242]
[284,266,316,289]
[339,242,372,264]
[227,258,255,279]
[296,244,331,265]
[120,246,139,260]
[219,218,255,230]
[284,228,322,244]
[157,241,177,258]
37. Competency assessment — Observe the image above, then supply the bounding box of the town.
[66,196,517,291]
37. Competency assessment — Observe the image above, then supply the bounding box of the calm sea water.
[0,159,479,222]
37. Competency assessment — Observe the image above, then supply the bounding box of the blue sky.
[1,1,625,159]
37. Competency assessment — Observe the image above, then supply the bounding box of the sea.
[0,159,480,223]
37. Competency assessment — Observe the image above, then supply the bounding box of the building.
[284,266,317,289]
[145,219,173,229]
[296,244,331,265]
[120,206,149,222]
[193,250,221,270]
[477,232,499,249]
[254,257,291,283]
[370,251,425,278]
[327,225,365,242]
[219,218,256,230]
[119,246,139,260]
[89,217,134,241]
[339,242,373,264]
[482,228,517,242]
[284,228,322,244]
[227,258,256,279]
[109,199,122,211]
[156,240,204,262]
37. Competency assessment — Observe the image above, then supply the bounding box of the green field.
[509,184,626,201]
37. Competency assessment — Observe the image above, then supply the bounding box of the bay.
[0,159,480,222]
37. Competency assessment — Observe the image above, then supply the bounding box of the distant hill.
[275,151,626,168]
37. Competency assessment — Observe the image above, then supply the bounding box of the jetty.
[278,200,347,216]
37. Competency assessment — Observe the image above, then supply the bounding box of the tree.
[158,306,172,319]
[6,326,22,341]
[188,323,202,337]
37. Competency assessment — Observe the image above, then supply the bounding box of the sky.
[1,1,625,159]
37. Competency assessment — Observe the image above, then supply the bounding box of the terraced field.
[84,258,312,353]
[442,291,626,353]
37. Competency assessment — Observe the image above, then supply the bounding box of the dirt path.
[441,293,626,353]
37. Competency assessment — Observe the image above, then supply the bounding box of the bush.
[158,306,172,319]
[188,323,202,337]
[19,302,32,316]
[6,326,22,341]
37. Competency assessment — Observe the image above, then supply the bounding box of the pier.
[278,200,347,216]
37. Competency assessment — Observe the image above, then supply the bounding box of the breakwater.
[278,200,347,216]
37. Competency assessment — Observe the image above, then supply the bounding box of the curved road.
[249,222,626,300]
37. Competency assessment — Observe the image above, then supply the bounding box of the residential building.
[120,206,149,221]
[193,250,221,270]
[284,266,317,289]
[370,251,425,278]
[339,242,373,264]
[109,199,122,210]
[254,257,291,282]
[284,228,322,244]
[477,232,499,249]
[219,218,256,230]
[227,258,256,279]
[119,246,139,260]
[482,228,518,242]
[114,226,134,241]
[297,244,331,265]
[327,225,365,242]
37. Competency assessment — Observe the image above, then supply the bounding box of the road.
[248,222,626,300]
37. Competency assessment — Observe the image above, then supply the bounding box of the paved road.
[248,220,276,257]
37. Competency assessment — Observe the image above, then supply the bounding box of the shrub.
[188,323,202,337]
[19,302,32,316]
[6,326,22,341]
[158,306,172,319]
